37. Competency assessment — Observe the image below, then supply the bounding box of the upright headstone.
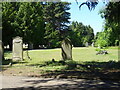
[91,42,94,47]
[12,36,23,60]
[61,38,72,60]
[85,42,89,47]
[28,42,33,50]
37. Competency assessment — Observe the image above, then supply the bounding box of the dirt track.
[1,75,120,90]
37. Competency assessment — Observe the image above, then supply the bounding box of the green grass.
[3,47,119,72]
[25,49,62,65]
[72,47,118,62]
[4,47,118,65]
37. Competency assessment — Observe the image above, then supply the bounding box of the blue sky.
[62,1,106,34]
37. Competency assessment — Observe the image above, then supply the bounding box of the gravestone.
[12,36,23,60]
[28,42,33,50]
[61,38,72,60]
[91,42,94,47]
[85,42,89,47]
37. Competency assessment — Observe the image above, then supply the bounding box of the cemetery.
[1,1,120,90]
[2,44,119,79]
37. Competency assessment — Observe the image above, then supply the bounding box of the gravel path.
[1,75,120,90]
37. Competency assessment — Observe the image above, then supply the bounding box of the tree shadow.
[2,59,120,81]
[34,59,120,71]
[36,60,120,81]
[2,59,28,65]
[82,61,120,70]
[2,59,28,72]
[2,59,12,65]
[2,60,120,89]
[28,59,66,67]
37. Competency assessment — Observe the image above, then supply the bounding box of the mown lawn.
[4,47,118,65]
[2,46,120,80]
[72,47,118,62]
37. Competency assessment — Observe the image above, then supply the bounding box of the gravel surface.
[1,75,120,90]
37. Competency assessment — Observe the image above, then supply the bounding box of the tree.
[69,21,94,47]
[79,0,120,46]
[43,2,71,48]
[69,21,83,47]
[2,2,20,49]
[95,31,110,48]
[15,2,45,48]
[2,2,71,49]
[2,2,45,49]
[99,2,120,46]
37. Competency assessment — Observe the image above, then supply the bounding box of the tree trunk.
[118,36,120,62]
[0,40,4,61]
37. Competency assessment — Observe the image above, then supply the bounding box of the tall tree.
[2,2,20,49]
[2,2,45,49]
[99,2,120,46]
[15,2,45,48]
[43,2,71,48]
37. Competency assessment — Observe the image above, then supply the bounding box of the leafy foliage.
[2,2,45,48]
[77,0,119,47]
[2,2,71,48]
[69,21,94,47]
[16,2,45,48]
[43,2,71,48]
[98,2,120,46]
[2,2,19,48]
[95,31,109,48]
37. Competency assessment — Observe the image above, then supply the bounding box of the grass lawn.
[4,47,118,64]
[3,47,119,75]
[72,47,118,62]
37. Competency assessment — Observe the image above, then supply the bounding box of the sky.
[62,0,106,34]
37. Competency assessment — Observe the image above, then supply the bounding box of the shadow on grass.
[27,60,66,67]
[2,59,12,65]
[33,60,120,81]
[2,59,29,72]
[28,60,120,70]
[2,59,28,65]
[2,58,120,81]
[80,61,120,70]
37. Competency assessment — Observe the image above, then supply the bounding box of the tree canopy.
[2,1,119,49]
[69,21,94,47]
[79,0,120,47]
[43,2,71,48]
[2,2,71,49]
[97,1,120,47]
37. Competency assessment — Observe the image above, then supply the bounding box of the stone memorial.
[91,42,94,47]
[28,42,33,50]
[12,36,23,60]
[85,42,89,47]
[61,38,72,60]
